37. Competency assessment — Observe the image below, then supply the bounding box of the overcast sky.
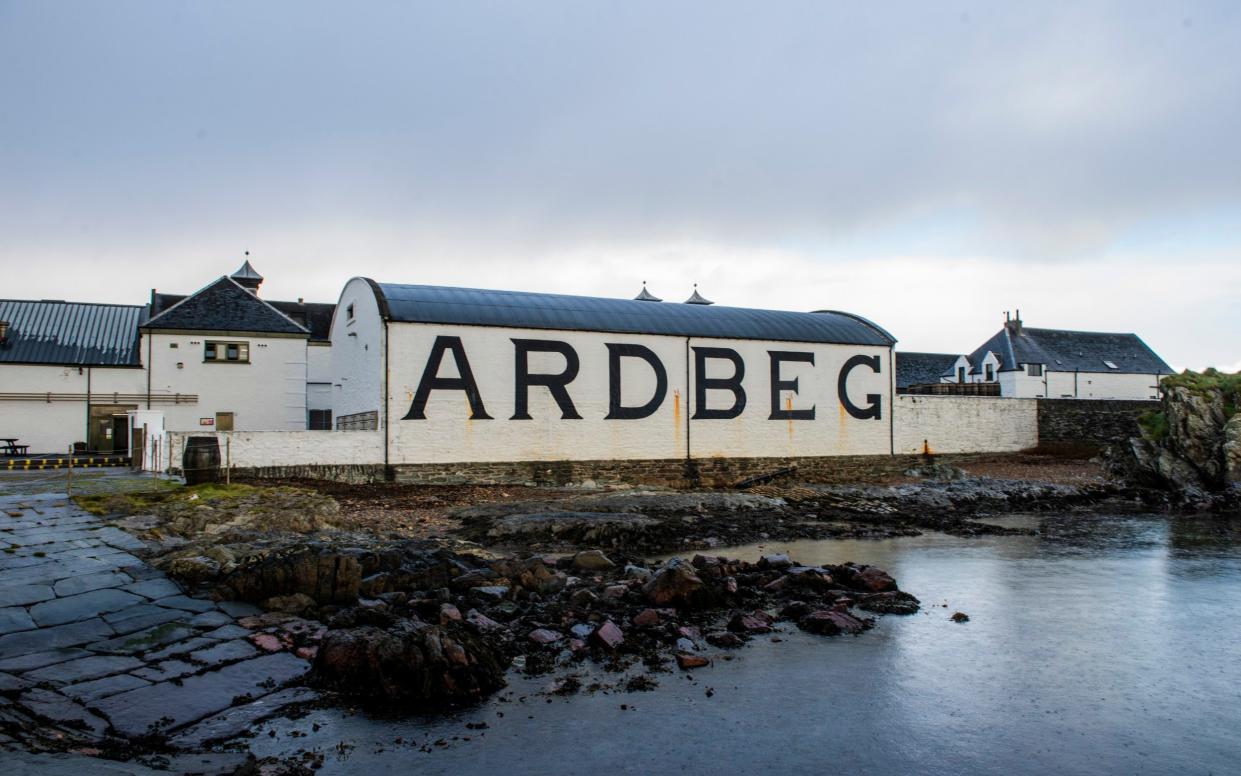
[2,1,1238,370]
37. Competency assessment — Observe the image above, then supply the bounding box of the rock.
[164,555,222,586]
[473,586,511,601]
[623,564,652,581]
[798,609,866,636]
[590,621,624,650]
[759,553,792,570]
[854,566,896,593]
[859,591,921,615]
[675,637,697,653]
[676,654,710,670]
[632,608,661,627]
[439,603,462,624]
[219,547,363,606]
[572,550,616,571]
[727,610,775,634]
[951,611,970,623]
[261,593,317,614]
[528,628,563,645]
[570,623,594,639]
[705,631,743,648]
[464,610,503,632]
[251,633,284,653]
[601,584,628,600]
[569,589,598,608]
[312,623,507,703]
[642,560,708,608]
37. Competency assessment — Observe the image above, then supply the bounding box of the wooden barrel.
[182,436,221,485]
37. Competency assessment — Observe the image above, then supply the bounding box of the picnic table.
[2,438,30,457]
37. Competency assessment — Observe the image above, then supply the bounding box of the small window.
[308,409,333,430]
[957,366,966,383]
[985,364,995,381]
[1027,364,1043,377]
[205,340,249,363]
[1103,360,1119,369]
[215,412,234,431]
[346,303,355,320]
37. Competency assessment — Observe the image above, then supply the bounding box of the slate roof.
[895,352,961,388]
[143,277,308,336]
[0,299,145,366]
[368,281,896,346]
[966,325,1173,375]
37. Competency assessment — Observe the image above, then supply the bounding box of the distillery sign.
[402,335,884,422]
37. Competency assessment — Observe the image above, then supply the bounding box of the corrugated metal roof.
[372,282,896,346]
[0,300,145,366]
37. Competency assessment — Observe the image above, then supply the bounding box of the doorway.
[88,404,137,453]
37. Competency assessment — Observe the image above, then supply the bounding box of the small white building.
[0,299,151,454]
[952,314,1172,400]
[331,278,898,467]
[141,265,315,434]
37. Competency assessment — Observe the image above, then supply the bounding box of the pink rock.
[440,603,462,623]
[632,609,661,627]
[590,621,625,650]
[528,628,563,645]
[295,646,319,660]
[676,653,710,670]
[251,633,284,653]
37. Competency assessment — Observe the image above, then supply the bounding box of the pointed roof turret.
[634,282,662,302]
[230,252,264,293]
[684,284,713,305]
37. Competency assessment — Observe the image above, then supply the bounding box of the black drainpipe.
[85,366,92,450]
[684,337,691,460]
[383,319,391,479]
[145,331,152,409]
[888,348,896,455]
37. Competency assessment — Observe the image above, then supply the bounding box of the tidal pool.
[249,512,1241,775]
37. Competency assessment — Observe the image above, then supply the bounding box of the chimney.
[1006,309,1023,335]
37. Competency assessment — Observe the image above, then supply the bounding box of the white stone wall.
[166,429,383,470]
[1043,371,1161,400]
[145,332,308,432]
[381,322,894,464]
[330,278,385,422]
[894,395,1038,454]
[0,364,146,453]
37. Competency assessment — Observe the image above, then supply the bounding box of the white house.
[952,313,1173,399]
[330,278,898,467]
[141,265,315,434]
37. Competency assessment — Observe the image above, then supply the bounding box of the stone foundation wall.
[1037,399,1156,447]
[389,453,995,488]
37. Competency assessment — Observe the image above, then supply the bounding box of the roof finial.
[684,283,713,305]
[634,281,662,302]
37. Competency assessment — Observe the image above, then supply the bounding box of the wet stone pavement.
[0,490,317,767]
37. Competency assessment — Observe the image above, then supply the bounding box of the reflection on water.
[251,512,1241,775]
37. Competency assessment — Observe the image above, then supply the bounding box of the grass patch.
[73,481,257,516]
[1163,368,1241,420]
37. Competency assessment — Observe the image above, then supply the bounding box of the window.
[1027,363,1043,377]
[204,340,249,363]
[1103,360,1119,370]
[985,364,995,381]
[957,366,966,383]
[346,303,355,321]
[215,412,234,431]
[308,409,333,430]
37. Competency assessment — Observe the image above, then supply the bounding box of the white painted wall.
[894,395,1037,454]
[1039,370,1160,400]
[165,429,383,470]
[380,321,894,464]
[688,336,891,459]
[330,278,385,423]
[144,332,308,432]
[307,342,333,412]
[0,364,146,453]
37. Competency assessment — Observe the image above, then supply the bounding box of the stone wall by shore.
[1037,399,1156,447]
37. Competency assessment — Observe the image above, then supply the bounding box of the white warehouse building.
[330,279,899,469]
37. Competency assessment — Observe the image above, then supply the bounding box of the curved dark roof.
[0,299,145,366]
[369,282,895,346]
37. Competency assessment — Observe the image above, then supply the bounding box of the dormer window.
[1103,360,1119,370]
[1027,364,1043,377]
[985,364,995,381]
[957,366,966,383]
